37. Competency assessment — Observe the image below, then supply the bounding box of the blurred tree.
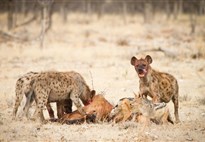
[144,0,153,23]
[173,0,179,20]
[122,0,127,24]
[60,0,68,23]
[38,0,53,48]
[7,0,15,30]
[199,0,205,15]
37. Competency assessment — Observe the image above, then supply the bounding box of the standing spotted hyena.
[12,72,72,120]
[32,71,95,123]
[131,55,180,123]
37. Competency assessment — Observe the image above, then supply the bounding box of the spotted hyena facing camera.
[131,55,180,123]
[32,71,95,123]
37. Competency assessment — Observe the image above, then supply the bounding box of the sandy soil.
[0,13,205,141]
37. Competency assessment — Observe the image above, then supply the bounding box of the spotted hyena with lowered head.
[32,71,95,123]
[12,72,72,120]
[131,55,180,123]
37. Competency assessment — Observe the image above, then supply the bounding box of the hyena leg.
[56,99,73,119]
[12,91,24,119]
[64,99,72,114]
[56,99,72,119]
[56,101,64,119]
[32,92,47,123]
[172,94,180,123]
[23,91,34,118]
[33,106,45,123]
[46,103,54,119]
[70,95,85,115]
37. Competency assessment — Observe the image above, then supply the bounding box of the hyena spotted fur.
[131,55,180,123]
[31,71,95,123]
[12,71,72,120]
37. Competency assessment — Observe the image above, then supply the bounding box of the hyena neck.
[80,85,91,105]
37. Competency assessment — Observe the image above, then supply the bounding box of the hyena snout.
[136,66,147,77]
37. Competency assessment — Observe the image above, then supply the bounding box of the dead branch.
[138,47,178,58]
[89,70,94,90]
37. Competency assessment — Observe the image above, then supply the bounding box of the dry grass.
[198,97,205,105]
[179,95,192,103]
[116,38,129,47]
[0,13,205,142]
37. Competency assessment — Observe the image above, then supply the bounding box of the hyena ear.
[90,90,96,99]
[145,55,152,64]
[131,56,137,66]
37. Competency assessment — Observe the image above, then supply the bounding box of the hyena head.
[131,55,152,78]
[82,89,96,106]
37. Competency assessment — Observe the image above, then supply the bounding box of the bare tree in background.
[86,0,92,14]
[190,3,197,34]
[173,0,179,20]
[200,0,205,15]
[60,0,68,23]
[38,0,53,48]
[178,0,183,14]
[122,0,127,24]
[7,0,15,30]
[166,0,171,20]
[144,0,153,23]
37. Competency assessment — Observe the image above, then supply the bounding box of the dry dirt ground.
[0,13,205,141]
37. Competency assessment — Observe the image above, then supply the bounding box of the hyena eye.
[142,64,146,67]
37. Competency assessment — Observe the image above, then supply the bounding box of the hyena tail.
[12,90,24,119]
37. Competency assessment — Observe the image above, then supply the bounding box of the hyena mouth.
[85,100,92,106]
[138,69,147,77]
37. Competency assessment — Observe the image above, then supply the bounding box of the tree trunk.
[97,2,105,20]
[7,0,14,30]
[190,5,197,34]
[178,0,183,14]
[122,1,127,24]
[144,0,152,23]
[166,0,171,20]
[86,0,91,14]
[173,0,178,20]
[21,0,26,16]
[60,0,68,23]
[199,0,205,15]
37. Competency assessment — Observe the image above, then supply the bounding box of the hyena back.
[32,71,95,123]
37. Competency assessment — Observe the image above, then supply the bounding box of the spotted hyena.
[12,72,72,120]
[131,55,179,123]
[32,71,95,123]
